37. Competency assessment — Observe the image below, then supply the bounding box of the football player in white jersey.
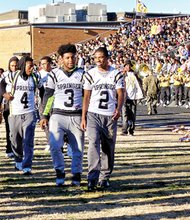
[39,56,53,152]
[40,44,84,187]
[39,56,52,87]
[0,56,19,158]
[39,56,72,156]
[0,56,44,175]
[81,47,124,191]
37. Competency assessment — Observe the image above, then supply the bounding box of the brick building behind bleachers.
[0,22,118,69]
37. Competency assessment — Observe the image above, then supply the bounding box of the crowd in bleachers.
[75,16,190,71]
[73,15,190,107]
[47,15,190,107]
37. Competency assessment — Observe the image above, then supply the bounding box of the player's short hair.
[94,47,109,58]
[58,44,77,56]
[40,56,52,64]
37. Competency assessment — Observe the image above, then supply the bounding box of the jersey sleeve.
[0,78,7,102]
[45,71,57,90]
[83,72,94,90]
[41,88,54,119]
[43,95,55,116]
[35,72,43,89]
[4,73,12,84]
[115,71,124,89]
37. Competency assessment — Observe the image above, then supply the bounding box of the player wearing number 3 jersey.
[81,47,124,191]
[40,44,84,186]
[0,56,44,175]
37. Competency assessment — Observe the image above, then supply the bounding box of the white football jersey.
[1,70,9,79]
[4,71,15,92]
[5,72,42,115]
[125,71,144,100]
[39,69,48,87]
[83,66,124,116]
[46,67,84,111]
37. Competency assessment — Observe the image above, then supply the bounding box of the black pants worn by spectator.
[184,87,190,105]
[122,99,136,135]
[160,86,170,104]
[173,85,183,105]
[3,109,13,154]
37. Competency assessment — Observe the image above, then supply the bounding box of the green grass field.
[0,122,190,220]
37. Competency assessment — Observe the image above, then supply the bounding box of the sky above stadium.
[0,0,189,14]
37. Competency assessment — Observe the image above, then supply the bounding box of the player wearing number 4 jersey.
[40,44,84,187]
[0,56,44,175]
[81,47,124,191]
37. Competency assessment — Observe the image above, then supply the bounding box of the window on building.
[39,8,46,16]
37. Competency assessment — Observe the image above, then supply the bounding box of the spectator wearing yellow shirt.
[183,71,190,108]
[173,71,185,106]
[154,58,163,74]
[158,71,171,106]
[150,23,158,36]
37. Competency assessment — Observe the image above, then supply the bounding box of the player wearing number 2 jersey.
[0,56,44,175]
[81,47,124,191]
[40,44,84,187]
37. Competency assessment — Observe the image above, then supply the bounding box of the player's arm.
[81,89,91,131]
[0,78,13,101]
[38,86,45,102]
[0,78,6,97]
[0,80,5,104]
[112,71,124,120]
[112,88,124,121]
[0,96,3,124]
[39,70,56,129]
[40,87,54,130]
[34,72,45,101]
[0,79,7,124]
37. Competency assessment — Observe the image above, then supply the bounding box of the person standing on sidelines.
[0,67,3,124]
[0,56,19,158]
[158,71,171,106]
[143,70,160,115]
[173,71,184,107]
[183,71,190,108]
[121,60,144,136]
[40,44,84,187]
[0,56,44,175]
[81,46,124,191]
